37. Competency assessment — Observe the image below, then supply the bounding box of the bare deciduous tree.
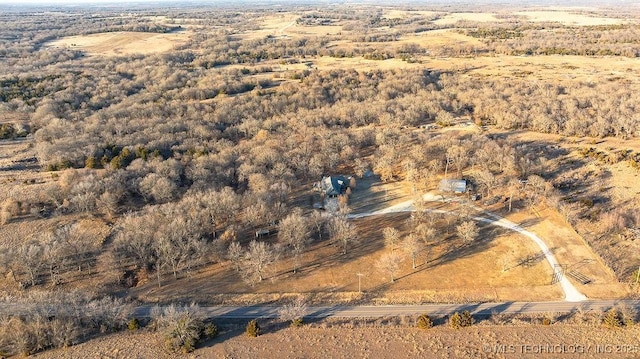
[328,216,358,255]
[414,223,436,245]
[243,200,270,227]
[55,223,98,273]
[525,175,547,210]
[476,169,496,198]
[227,241,243,271]
[446,144,468,178]
[15,240,44,287]
[376,251,403,283]
[402,235,422,269]
[499,250,515,272]
[139,173,177,203]
[113,213,156,270]
[309,210,328,241]
[41,233,67,286]
[557,200,580,225]
[278,210,310,273]
[382,227,401,252]
[456,221,479,243]
[278,296,308,326]
[241,240,278,285]
[0,198,19,225]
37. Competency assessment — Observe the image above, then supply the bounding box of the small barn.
[439,179,467,194]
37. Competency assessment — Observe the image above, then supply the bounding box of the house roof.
[321,176,349,196]
[439,179,467,193]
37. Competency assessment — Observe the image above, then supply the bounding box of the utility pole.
[356,273,364,293]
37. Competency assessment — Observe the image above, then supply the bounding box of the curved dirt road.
[348,194,587,302]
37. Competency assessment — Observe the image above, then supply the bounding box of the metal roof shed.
[439,179,467,194]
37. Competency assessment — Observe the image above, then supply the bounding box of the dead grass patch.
[382,10,439,20]
[45,31,191,57]
[515,11,629,26]
[237,14,343,41]
[34,322,640,359]
[433,12,503,25]
[397,29,484,48]
[131,202,566,305]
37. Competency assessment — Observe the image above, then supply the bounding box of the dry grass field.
[497,206,627,299]
[514,11,633,25]
[237,13,343,40]
[131,211,561,305]
[0,137,51,204]
[398,29,485,47]
[381,9,439,20]
[430,10,631,26]
[46,31,191,56]
[34,323,640,359]
[433,12,504,25]
[232,53,640,87]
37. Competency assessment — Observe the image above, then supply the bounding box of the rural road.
[348,193,588,302]
[132,300,640,319]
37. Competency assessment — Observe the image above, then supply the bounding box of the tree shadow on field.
[416,224,494,272]
[278,213,409,280]
[348,178,408,214]
[510,248,556,271]
[517,216,543,229]
[198,317,287,350]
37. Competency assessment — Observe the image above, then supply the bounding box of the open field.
[130,210,562,305]
[213,44,640,88]
[34,323,640,359]
[45,30,191,56]
[381,9,439,20]
[257,53,640,84]
[430,10,632,26]
[0,137,50,203]
[514,11,634,25]
[236,13,343,40]
[495,206,627,299]
[213,54,640,90]
[396,29,485,51]
[433,12,504,25]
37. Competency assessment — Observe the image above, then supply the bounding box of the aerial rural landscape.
[1,0,640,357]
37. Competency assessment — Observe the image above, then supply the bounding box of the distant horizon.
[0,0,636,7]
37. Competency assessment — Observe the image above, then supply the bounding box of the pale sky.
[1,0,206,3]
[0,0,144,3]
[0,0,633,6]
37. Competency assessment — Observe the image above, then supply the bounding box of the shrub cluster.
[245,319,260,337]
[151,304,218,353]
[416,314,433,329]
[603,307,635,329]
[449,311,474,329]
[0,292,133,356]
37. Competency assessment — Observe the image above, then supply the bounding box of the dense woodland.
[1,4,640,355]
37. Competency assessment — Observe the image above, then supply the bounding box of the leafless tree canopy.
[1,2,640,353]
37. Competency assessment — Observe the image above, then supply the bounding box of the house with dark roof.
[315,175,350,197]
